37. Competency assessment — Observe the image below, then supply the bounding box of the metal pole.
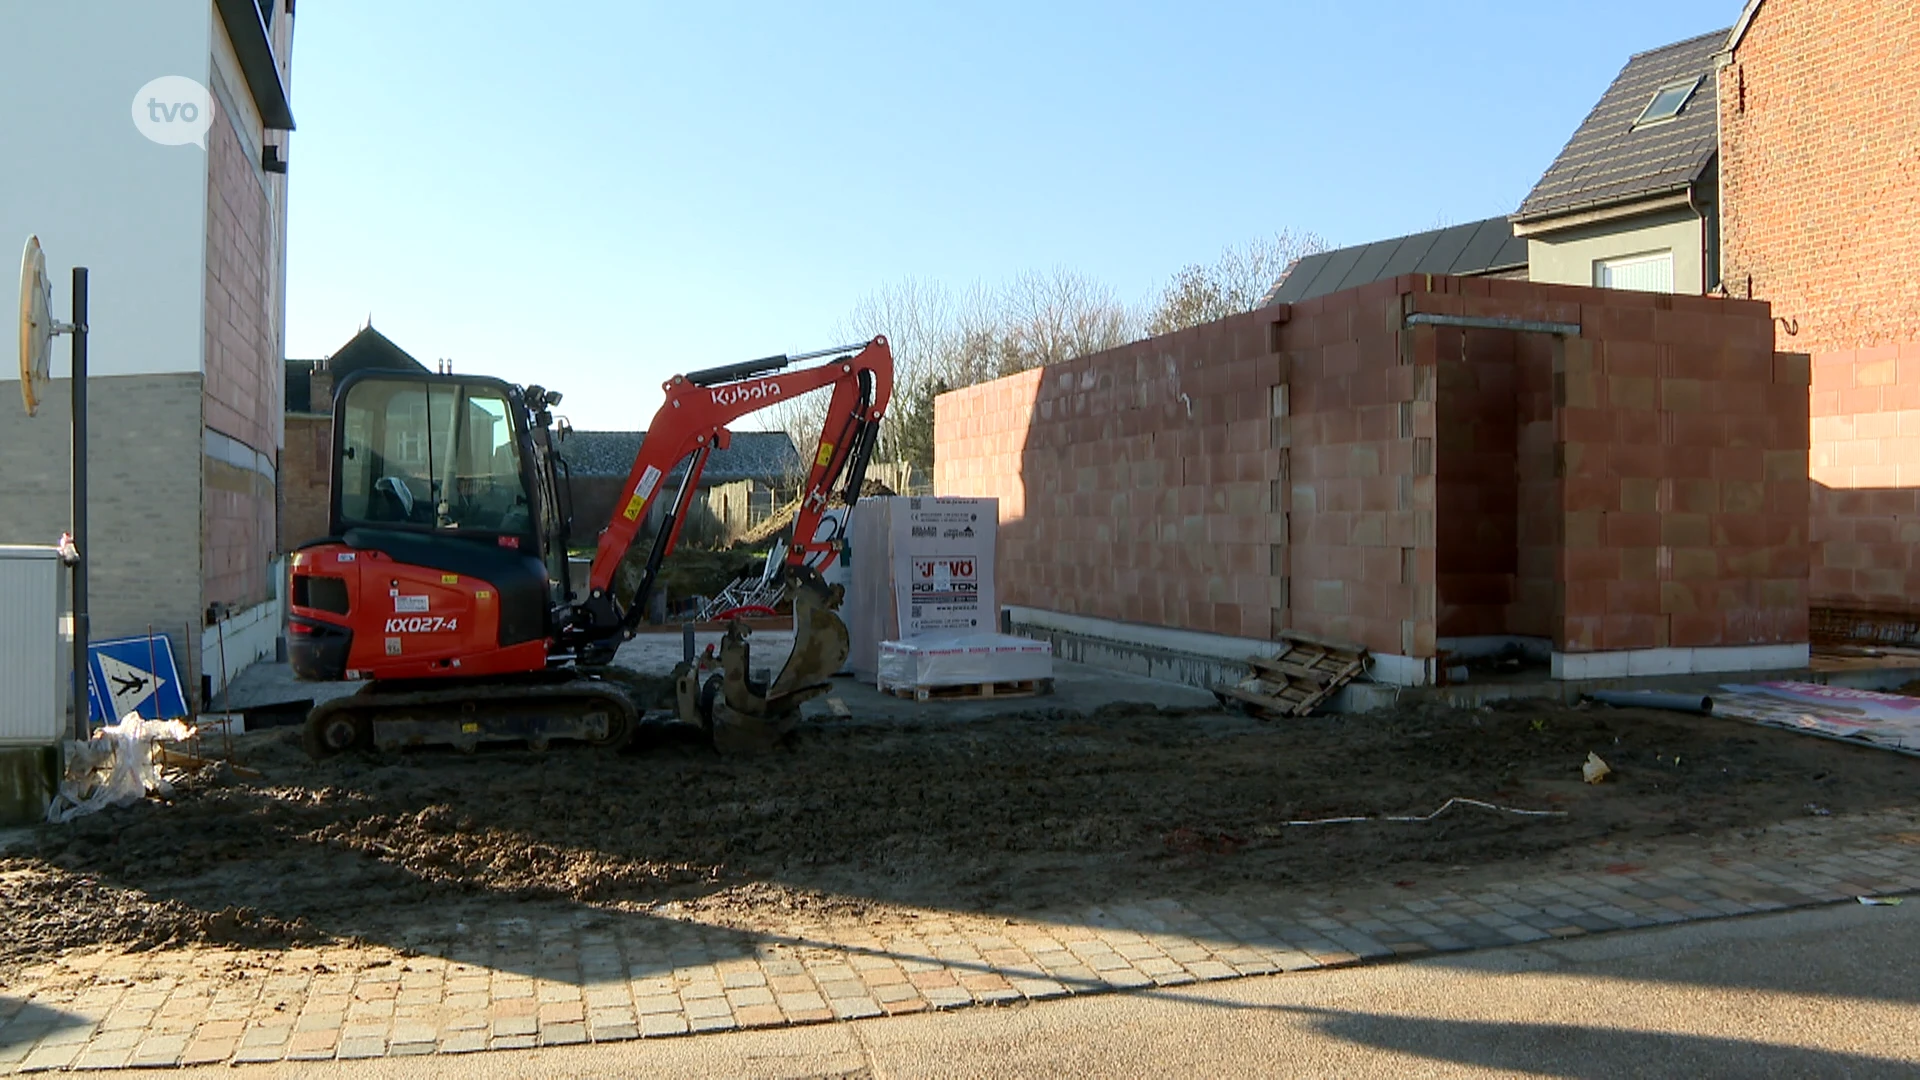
[70,267,89,741]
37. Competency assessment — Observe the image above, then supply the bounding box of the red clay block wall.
[1407,278,1804,653]
[934,311,1284,642]
[1282,281,1434,658]
[936,274,1804,667]
[1721,3,1920,617]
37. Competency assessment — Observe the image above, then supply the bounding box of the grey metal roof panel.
[1514,28,1729,222]
[1300,243,1369,299]
[558,429,800,485]
[1412,223,1478,275]
[1340,236,1401,293]
[1375,229,1443,279]
[1451,218,1526,275]
[1261,216,1526,306]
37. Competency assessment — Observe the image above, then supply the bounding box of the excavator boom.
[564,336,893,651]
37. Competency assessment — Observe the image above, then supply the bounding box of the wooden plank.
[1248,656,1337,685]
[157,747,262,779]
[1276,627,1369,656]
[884,679,1049,702]
[1213,683,1294,714]
[1289,658,1365,715]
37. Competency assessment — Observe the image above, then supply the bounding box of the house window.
[1634,77,1700,127]
[1594,250,1675,293]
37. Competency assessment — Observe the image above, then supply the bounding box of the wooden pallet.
[1212,629,1367,718]
[881,678,1051,702]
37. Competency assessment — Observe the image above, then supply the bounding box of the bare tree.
[1146,229,1328,336]
[997,267,1138,374]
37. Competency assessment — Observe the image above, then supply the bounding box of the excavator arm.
[565,336,894,650]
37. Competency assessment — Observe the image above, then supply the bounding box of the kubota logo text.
[711,379,783,407]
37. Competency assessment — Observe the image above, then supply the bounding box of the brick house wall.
[1719,1,1920,619]
[200,61,283,613]
[281,415,333,551]
[936,275,1806,679]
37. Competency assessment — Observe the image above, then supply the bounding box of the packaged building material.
[848,496,998,681]
[877,632,1053,693]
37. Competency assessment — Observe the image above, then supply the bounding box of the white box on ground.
[848,497,998,681]
[878,632,1053,691]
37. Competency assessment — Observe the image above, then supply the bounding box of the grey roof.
[1260,217,1527,306]
[1513,29,1728,223]
[285,326,428,413]
[558,430,800,486]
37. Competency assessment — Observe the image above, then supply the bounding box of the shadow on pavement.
[1271,1005,1915,1080]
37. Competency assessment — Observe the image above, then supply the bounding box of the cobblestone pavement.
[3,814,1917,1073]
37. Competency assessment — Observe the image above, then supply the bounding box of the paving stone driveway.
[3,814,1917,1072]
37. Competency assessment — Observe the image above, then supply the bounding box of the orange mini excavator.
[286,337,893,758]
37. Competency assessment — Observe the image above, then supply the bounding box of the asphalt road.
[155,899,1919,1079]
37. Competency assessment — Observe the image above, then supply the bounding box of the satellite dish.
[18,236,53,417]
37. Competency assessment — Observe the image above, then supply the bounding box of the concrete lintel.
[1404,313,1581,337]
[1003,606,1437,695]
[1551,644,1810,681]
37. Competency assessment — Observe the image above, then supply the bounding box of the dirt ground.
[3,695,1916,981]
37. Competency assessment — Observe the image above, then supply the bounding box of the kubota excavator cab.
[287,370,574,684]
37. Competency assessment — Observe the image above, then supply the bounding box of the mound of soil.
[1,696,1912,976]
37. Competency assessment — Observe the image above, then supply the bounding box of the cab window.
[336,379,531,536]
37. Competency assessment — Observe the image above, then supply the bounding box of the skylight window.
[1634,77,1700,127]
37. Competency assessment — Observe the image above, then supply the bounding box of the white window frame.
[1593,249,1675,294]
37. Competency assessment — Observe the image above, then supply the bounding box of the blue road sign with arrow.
[87,633,190,724]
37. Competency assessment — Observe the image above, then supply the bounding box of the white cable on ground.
[1275,797,1567,828]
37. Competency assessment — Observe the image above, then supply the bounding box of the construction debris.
[47,714,195,823]
[1213,630,1368,718]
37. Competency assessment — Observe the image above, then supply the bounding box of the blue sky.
[285,1,1734,431]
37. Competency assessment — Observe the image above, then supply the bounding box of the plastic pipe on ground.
[1585,690,1714,715]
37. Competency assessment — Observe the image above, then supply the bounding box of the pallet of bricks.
[1213,630,1367,718]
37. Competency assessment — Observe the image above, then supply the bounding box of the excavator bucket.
[704,563,850,754]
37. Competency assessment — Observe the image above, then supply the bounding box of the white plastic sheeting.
[878,632,1052,691]
[45,713,193,823]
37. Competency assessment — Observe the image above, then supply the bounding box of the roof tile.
[1514,29,1729,222]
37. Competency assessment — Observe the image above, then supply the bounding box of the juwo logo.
[132,76,214,148]
[910,558,978,599]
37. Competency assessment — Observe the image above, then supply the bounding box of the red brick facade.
[1720,1,1920,616]
[935,276,1806,664]
[201,77,282,610]
[281,415,332,551]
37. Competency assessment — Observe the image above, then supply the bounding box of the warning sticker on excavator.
[623,465,664,521]
[816,441,835,467]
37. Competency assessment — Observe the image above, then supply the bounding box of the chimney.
[310,359,333,413]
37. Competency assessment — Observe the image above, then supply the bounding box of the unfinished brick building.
[935,275,1809,686]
